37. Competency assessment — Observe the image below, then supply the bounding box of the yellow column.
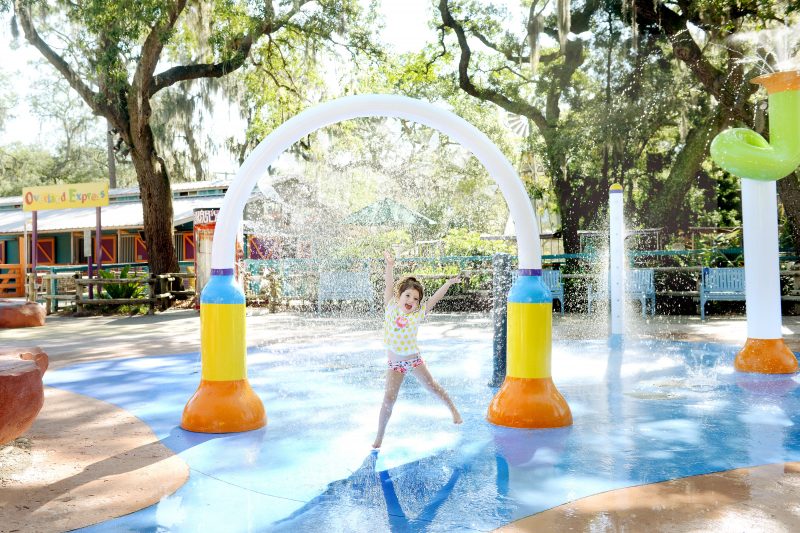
[487,271,571,428]
[182,271,266,433]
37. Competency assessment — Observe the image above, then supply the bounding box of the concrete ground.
[1,308,799,531]
[6,308,800,370]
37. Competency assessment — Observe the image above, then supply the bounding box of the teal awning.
[344,198,435,227]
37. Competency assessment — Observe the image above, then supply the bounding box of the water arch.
[182,95,571,434]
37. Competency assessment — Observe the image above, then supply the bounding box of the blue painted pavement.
[43,335,800,532]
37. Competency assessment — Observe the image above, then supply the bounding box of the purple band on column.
[518,269,542,276]
[211,268,235,276]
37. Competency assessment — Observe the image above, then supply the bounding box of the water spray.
[181,95,572,432]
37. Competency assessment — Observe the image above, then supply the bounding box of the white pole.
[741,179,782,339]
[609,184,624,336]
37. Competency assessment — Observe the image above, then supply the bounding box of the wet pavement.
[3,308,799,531]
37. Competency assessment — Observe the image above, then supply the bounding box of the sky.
[0,0,522,176]
[0,19,50,146]
[379,0,438,53]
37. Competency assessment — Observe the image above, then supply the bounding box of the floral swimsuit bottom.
[387,356,424,374]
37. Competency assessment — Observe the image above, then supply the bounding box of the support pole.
[95,206,102,274]
[709,71,800,374]
[30,211,38,300]
[487,270,572,428]
[490,253,512,387]
[181,269,266,432]
[736,179,796,372]
[85,229,93,299]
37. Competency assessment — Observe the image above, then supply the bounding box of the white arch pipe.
[210,95,542,270]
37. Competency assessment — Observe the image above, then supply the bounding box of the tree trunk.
[559,201,582,256]
[647,109,725,233]
[778,171,800,256]
[123,58,180,277]
[131,152,179,275]
[551,164,582,255]
[106,119,117,188]
[128,115,179,276]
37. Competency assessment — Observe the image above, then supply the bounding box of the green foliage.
[0,142,128,197]
[441,228,515,256]
[408,261,477,298]
[694,229,743,267]
[11,0,382,277]
[0,144,56,196]
[780,213,795,252]
[428,0,797,253]
[151,82,216,182]
[227,0,382,154]
[0,67,136,194]
[99,265,147,300]
[0,70,17,131]
[9,0,797,273]
[334,229,413,259]
[695,170,741,228]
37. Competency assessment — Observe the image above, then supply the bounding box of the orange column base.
[181,379,266,433]
[735,338,799,374]
[487,376,572,429]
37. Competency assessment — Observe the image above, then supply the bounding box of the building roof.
[0,196,224,235]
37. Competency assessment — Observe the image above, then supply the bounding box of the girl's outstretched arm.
[383,251,395,305]
[426,273,462,312]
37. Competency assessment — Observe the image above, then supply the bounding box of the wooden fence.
[31,271,195,315]
[0,264,24,297]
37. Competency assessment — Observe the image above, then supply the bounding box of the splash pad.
[40,317,800,531]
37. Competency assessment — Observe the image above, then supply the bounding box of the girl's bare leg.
[411,363,462,424]
[373,369,406,448]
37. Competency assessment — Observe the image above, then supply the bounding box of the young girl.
[373,251,463,449]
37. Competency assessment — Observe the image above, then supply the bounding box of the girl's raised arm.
[383,251,395,305]
[426,273,462,313]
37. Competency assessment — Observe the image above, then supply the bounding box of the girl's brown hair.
[395,276,424,301]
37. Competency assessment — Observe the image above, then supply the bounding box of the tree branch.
[135,0,187,97]
[150,0,313,95]
[438,0,548,133]
[13,0,110,119]
[468,25,559,67]
[634,1,756,123]
[426,25,450,74]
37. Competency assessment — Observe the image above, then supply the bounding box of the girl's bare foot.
[453,412,463,424]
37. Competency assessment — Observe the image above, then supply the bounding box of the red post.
[95,207,102,274]
[31,211,38,299]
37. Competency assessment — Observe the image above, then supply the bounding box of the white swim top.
[384,301,426,355]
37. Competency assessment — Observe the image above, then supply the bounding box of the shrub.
[99,265,147,300]
[442,228,515,257]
